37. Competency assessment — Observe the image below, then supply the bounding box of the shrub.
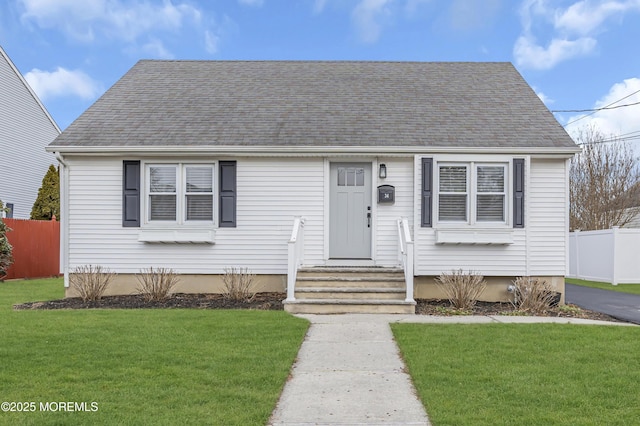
[70,265,114,301]
[436,269,486,310]
[136,267,179,302]
[222,267,256,302]
[510,277,559,315]
[30,164,60,220]
[0,200,12,280]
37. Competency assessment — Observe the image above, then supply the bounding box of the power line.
[552,100,640,113]
[563,88,640,127]
[575,129,640,145]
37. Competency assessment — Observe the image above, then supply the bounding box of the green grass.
[393,323,640,426]
[566,277,640,295]
[0,278,308,425]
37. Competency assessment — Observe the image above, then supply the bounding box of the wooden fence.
[3,218,60,280]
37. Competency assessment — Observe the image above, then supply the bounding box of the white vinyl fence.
[569,228,640,285]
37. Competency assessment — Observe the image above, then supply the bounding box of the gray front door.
[329,162,372,259]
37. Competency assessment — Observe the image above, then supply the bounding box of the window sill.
[138,228,215,244]
[435,228,513,245]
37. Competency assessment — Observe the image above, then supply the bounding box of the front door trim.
[325,159,375,261]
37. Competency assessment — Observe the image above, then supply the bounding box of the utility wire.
[562,88,640,127]
[552,100,640,113]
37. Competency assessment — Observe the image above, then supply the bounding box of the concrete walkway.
[269,314,431,425]
[269,314,634,426]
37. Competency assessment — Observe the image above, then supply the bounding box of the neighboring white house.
[0,46,60,219]
[47,61,579,312]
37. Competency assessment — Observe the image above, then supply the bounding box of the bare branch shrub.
[222,267,256,302]
[570,125,640,231]
[510,277,559,315]
[136,267,179,302]
[0,200,12,280]
[436,269,486,310]
[70,265,115,301]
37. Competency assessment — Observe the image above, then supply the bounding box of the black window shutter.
[219,161,237,227]
[122,160,140,227]
[421,158,433,227]
[513,158,525,228]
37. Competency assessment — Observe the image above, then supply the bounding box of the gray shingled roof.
[49,61,577,151]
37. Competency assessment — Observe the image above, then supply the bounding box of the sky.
[1,0,639,150]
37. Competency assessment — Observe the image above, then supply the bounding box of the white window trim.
[435,161,511,228]
[138,161,217,244]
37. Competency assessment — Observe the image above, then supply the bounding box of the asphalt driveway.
[566,283,640,325]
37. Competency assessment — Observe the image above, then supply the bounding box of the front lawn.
[0,278,308,425]
[566,277,640,295]
[393,323,640,426]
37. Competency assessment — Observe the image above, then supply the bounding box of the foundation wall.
[65,274,286,298]
[415,275,565,304]
[65,272,565,304]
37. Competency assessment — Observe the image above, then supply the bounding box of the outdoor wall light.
[379,163,387,179]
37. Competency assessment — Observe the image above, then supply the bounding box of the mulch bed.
[415,299,624,322]
[13,292,285,311]
[12,293,624,322]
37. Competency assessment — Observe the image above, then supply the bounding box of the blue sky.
[1,0,639,148]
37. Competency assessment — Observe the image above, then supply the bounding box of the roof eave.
[47,144,581,157]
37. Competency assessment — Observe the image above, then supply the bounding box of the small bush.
[436,269,486,310]
[222,267,256,302]
[510,277,559,315]
[70,265,114,301]
[136,267,179,302]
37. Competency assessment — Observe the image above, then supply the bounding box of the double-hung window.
[437,163,507,225]
[147,164,214,224]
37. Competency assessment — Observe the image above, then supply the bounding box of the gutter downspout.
[55,152,69,290]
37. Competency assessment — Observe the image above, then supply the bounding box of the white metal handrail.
[397,217,414,303]
[286,216,305,302]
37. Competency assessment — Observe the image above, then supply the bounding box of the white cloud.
[565,78,640,142]
[534,88,553,105]
[351,0,394,43]
[204,30,220,54]
[514,0,640,70]
[555,0,640,35]
[141,38,174,59]
[514,34,596,70]
[24,67,102,101]
[18,0,202,42]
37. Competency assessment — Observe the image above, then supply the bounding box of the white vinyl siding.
[66,157,324,274]
[528,158,569,275]
[0,48,59,219]
[415,155,525,276]
[375,158,414,266]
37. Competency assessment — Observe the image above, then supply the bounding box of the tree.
[570,126,640,231]
[30,164,60,221]
[0,199,13,279]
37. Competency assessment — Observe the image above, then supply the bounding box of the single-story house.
[47,61,579,313]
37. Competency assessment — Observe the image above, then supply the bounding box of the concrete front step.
[288,266,413,314]
[295,287,406,300]
[283,299,416,314]
[297,276,405,288]
[297,267,404,279]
